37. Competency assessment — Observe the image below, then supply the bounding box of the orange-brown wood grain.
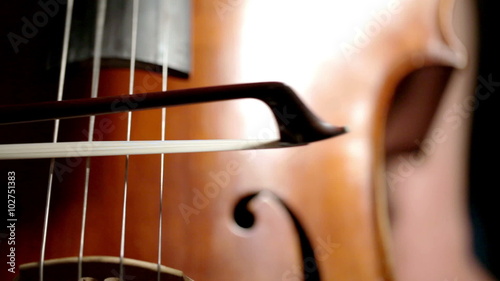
[0,0,485,280]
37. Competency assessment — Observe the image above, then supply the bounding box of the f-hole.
[234,191,322,281]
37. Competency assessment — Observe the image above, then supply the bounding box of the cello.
[0,0,494,280]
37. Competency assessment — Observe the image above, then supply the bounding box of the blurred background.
[470,0,500,278]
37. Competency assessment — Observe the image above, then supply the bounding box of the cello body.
[0,0,490,281]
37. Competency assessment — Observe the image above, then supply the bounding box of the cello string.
[78,0,107,279]
[158,0,171,279]
[119,0,139,280]
[39,1,74,281]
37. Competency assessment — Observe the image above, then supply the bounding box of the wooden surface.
[0,0,488,281]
